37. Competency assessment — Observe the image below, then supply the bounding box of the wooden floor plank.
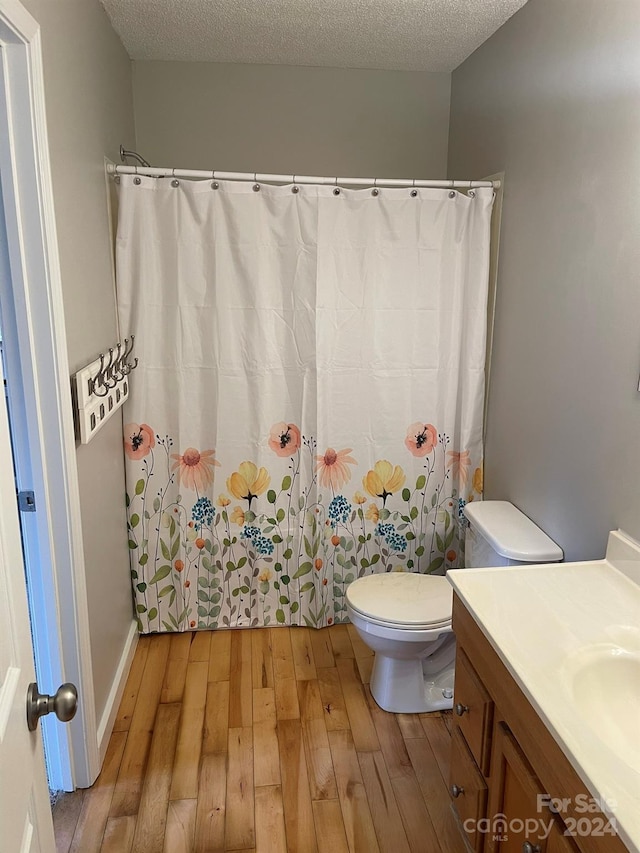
[254,785,288,853]
[420,713,452,783]
[208,629,231,682]
[297,679,337,800]
[336,659,380,752]
[113,638,149,732]
[277,718,318,853]
[189,630,212,661]
[355,654,374,685]
[170,660,209,801]
[194,753,226,853]
[358,751,411,853]
[110,634,171,817]
[253,687,281,787]
[160,632,192,704]
[309,628,335,669]
[229,629,253,727]
[70,732,127,853]
[396,714,426,740]
[365,685,413,779]
[101,816,136,853]
[391,773,441,853]
[328,729,380,853]
[311,799,349,853]
[406,737,466,853]
[251,627,274,689]
[328,624,355,660]
[225,727,255,851]
[202,679,230,755]
[290,627,317,681]
[163,799,196,853]
[270,627,295,680]
[317,667,350,731]
[275,676,300,720]
[130,702,181,853]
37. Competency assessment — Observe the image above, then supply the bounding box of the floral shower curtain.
[116,177,493,633]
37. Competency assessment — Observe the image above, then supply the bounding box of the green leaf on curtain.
[153,497,161,512]
[273,534,283,544]
[136,582,147,593]
[136,604,146,613]
[149,564,172,584]
[131,570,138,580]
[436,532,445,552]
[198,590,210,603]
[177,607,189,625]
[125,493,130,507]
[281,475,292,491]
[169,613,179,629]
[428,557,445,572]
[371,553,380,564]
[267,490,277,504]
[415,546,425,557]
[303,615,315,628]
[293,562,312,578]
[198,605,208,617]
[276,508,285,523]
[148,607,158,620]
[237,556,247,568]
[169,589,176,606]
[402,488,411,502]
[283,548,293,559]
[343,573,354,584]
[276,609,286,623]
[135,479,145,495]
[410,507,419,520]
[198,577,208,587]
[130,513,140,528]
[281,575,290,585]
[160,539,171,561]
[279,596,289,605]
[431,493,438,507]
[169,517,176,539]
[444,511,451,530]
[162,620,173,631]
[445,526,455,549]
[416,475,426,490]
[299,582,314,593]
[128,539,137,549]
[291,602,299,614]
[298,496,305,510]
[406,531,415,541]
[170,536,180,559]
[303,537,315,559]
[139,554,148,565]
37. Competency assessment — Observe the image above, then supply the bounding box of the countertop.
[447,529,640,853]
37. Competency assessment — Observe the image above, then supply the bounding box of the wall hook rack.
[73,337,137,443]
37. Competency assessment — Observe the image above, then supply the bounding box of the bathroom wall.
[448,0,640,559]
[21,0,137,723]
[132,61,451,176]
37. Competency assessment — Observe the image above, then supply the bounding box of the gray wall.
[132,61,451,176]
[22,0,136,721]
[449,0,640,560]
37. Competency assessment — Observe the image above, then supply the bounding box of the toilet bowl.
[347,501,563,714]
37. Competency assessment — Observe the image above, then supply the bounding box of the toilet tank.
[463,501,563,568]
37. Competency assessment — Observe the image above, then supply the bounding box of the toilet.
[345,500,563,713]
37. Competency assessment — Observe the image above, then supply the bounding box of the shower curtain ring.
[372,177,379,197]
[133,164,141,185]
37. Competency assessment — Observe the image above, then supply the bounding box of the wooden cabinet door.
[453,649,494,775]
[487,723,556,853]
[450,726,488,852]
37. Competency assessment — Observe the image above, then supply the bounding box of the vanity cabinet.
[449,594,627,853]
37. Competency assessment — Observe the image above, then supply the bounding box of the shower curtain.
[116,177,493,633]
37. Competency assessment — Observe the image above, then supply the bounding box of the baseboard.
[96,619,139,763]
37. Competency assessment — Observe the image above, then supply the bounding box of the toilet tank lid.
[463,501,563,562]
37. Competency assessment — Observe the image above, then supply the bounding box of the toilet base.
[369,649,455,714]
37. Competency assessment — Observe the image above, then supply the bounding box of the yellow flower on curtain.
[446,450,471,486]
[363,460,406,505]
[353,491,367,505]
[217,494,231,507]
[365,503,380,523]
[230,506,245,525]
[472,466,483,495]
[227,461,271,508]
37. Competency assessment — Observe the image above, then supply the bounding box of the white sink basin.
[566,643,640,771]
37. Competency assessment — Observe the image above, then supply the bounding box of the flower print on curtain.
[116,177,494,632]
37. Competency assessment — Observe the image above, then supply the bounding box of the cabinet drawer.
[450,725,488,853]
[453,648,494,774]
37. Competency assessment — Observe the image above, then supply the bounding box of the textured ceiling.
[100,0,529,72]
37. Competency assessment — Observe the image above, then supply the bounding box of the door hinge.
[18,490,36,512]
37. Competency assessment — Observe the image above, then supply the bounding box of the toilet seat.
[346,572,453,630]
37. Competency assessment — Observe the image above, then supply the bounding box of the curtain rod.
[107,163,500,190]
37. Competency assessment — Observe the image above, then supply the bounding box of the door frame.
[0,0,98,788]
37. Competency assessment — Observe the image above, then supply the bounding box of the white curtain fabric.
[116,177,493,633]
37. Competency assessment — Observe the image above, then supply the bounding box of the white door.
[0,352,55,851]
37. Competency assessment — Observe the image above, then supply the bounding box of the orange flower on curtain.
[447,450,471,485]
[315,448,357,490]
[268,422,301,457]
[124,423,155,460]
[171,448,220,491]
[404,422,438,457]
